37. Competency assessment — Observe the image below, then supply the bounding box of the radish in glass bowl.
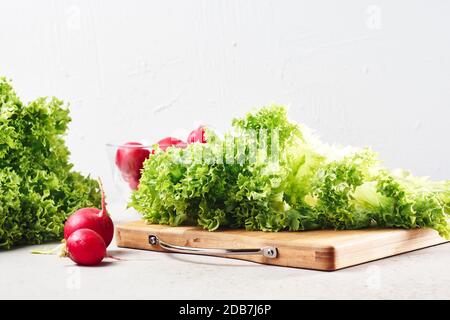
[106,136,189,194]
[106,141,154,194]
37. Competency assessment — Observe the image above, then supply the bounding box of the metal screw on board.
[149,235,158,246]
[262,247,278,258]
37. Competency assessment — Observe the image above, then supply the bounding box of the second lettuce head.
[130,105,450,238]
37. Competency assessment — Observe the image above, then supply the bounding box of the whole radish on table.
[64,229,106,266]
[62,179,114,266]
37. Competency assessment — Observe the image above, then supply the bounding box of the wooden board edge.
[332,233,447,270]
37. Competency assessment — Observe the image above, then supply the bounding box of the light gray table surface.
[1,202,449,300]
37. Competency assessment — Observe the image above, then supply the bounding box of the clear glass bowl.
[105,142,154,199]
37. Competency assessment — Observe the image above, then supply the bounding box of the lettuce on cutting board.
[130,105,450,238]
[0,78,100,249]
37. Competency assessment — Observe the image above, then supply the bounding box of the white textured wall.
[1,0,449,197]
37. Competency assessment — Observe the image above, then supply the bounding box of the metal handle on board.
[148,235,277,258]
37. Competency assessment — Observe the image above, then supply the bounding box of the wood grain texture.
[116,220,447,271]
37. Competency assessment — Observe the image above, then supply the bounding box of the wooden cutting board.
[116,220,447,271]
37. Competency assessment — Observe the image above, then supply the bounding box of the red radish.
[157,137,187,151]
[65,229,106,266]
[187,126,207,144]
[64,179,114,247]
[115,142,151,188]
[128,176,140,190]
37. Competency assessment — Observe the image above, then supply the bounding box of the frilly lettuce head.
[130,105,450,238]
[0,78,100,249]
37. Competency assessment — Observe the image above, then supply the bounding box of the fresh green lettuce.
[0,78,100,249]
[130,105,450,238]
